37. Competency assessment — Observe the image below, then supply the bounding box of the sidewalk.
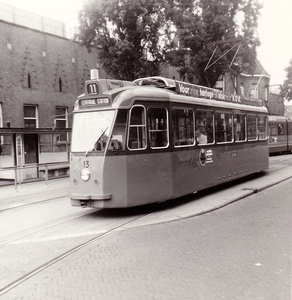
[0,177,69,211]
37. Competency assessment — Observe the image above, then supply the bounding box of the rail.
[0,161,69,190]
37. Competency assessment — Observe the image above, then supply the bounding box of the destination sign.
[80,97,110,107]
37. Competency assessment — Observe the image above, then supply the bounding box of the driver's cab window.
[109,110,127,151]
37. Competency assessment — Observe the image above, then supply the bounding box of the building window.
[28,73,31,88]
[55,107,68,128]
[250,83,258,98]
[59,78,62,92]
[24,105,38,128]
[39,133,69,163]
[0,134,13,156]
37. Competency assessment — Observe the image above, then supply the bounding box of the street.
[0,155,292,299]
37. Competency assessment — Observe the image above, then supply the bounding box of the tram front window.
[71,110,115,152]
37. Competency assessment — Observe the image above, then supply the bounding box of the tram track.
[0,209,94,247]
[0,204,157,297]
[0,195,67,212]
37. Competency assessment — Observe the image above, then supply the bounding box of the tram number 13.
[231,152,237,158]
[84,161,90,168]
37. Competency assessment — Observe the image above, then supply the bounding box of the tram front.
[69,75,136,208]
[70,108,115,207]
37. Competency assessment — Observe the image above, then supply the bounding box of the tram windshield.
[71,110,115,152]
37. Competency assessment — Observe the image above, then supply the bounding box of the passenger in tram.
[216,119,225,142]
[195,126,207,144]
[206,121,213,143]
[235,118,242,141]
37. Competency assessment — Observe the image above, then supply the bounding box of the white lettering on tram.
[178,83,190,95]
[199,88,214,100]
[80,98,109,106]
[81,99,96,105]
[218,93,225,100]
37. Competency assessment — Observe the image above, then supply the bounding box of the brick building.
[0,3,103,182]
[162,58,271,102]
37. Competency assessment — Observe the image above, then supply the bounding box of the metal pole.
[45,165,48,185]
[14,167,18,191]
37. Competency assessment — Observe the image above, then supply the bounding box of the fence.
[0,161,69,190]
[0,2,66,38]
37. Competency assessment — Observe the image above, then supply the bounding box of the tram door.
[23,134,39,179]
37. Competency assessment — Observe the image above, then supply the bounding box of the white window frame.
[250,83,258,99]
[55,106,68,128]
[24,105,39,128]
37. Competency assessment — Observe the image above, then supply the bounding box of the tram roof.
[133,76,264,107]
[111,86,268,113]
[75,76,268,113]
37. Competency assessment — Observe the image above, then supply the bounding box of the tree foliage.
[165,0,262,87]
[78,0,262,86]
[78,0,167,80]
[281,59,292,101]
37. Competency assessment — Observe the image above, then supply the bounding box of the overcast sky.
[0,0,291,85]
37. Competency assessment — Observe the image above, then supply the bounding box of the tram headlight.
[80,168,91,182]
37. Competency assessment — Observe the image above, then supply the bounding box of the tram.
[268,115,292,154]
[69,72,269,208]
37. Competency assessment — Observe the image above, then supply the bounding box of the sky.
[0,0,291,86]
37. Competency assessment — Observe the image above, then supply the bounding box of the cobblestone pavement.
[4,177,291,300]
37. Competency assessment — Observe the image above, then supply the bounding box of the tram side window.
[148,107,168,148]
[234,114,246,142]
[277,122,286,135]
[128,106,146,150]
[195,110,214,144]
[215,111,233,143]
[247,114,257,140]
[109,110,127,151]
[172,108,194,147]
[268,123,277,139]
[258,115,267,140]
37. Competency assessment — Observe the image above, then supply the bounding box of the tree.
[78,0,168,80]
[78,0,262,86]
[281,58,292,101]
[165,0,262,87]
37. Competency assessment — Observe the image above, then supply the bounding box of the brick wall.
[0,20,105,129]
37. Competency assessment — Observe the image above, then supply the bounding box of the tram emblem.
[199,149,213,166]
